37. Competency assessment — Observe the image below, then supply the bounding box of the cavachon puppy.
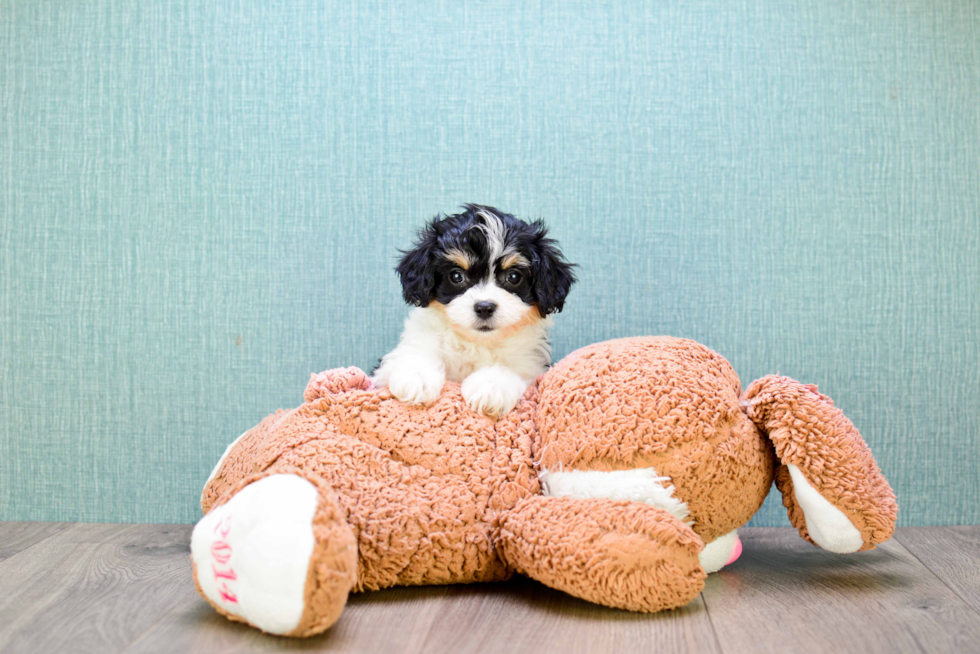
[372,204,576,418]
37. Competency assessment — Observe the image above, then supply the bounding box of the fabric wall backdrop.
[2,1,978,525]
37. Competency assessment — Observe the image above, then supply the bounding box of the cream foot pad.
[191,474,319,635]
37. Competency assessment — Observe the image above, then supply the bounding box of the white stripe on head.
[475,208,511,263]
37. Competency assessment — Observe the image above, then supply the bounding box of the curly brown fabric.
[196,339,898,637]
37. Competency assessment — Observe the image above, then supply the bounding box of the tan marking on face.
[490,305,543,339]
[500,252,529,270]
[468,305,543,342]
[444,249,473,270]
[433,301,542,343]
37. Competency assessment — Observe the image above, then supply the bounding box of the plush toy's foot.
[699,530,742,573]
[743,376,898,552]
[782,464,865,553]
[499,496,706,612]
[191,471,358,637]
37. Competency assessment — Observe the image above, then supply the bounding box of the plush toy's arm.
[498,495,706,612]
[743,375,898,552]
[203,368,371,519]
[305,367,373,402]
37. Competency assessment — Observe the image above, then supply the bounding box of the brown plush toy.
[191,337,898,637]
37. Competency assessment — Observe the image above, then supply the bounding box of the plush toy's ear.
[742,376,898,553]
[529,221,576,315]
[396,220,442,307]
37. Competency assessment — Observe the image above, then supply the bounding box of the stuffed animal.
[191,337,897,637]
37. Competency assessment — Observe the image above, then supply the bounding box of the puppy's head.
[396,204,576,339]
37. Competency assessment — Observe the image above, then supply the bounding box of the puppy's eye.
[505,270,523,285]
[449,270,465,285]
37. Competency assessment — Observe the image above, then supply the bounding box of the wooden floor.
[0,524,978,654]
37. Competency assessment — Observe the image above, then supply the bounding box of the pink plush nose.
[726,536,743,566]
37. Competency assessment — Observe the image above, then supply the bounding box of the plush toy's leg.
[743,375,898,553]
[498,496,706,612]
[190,470,357,637]
[539,467,742,574]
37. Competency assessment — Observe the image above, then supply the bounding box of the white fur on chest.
[391,306,552,382]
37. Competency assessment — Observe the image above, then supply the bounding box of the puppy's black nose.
[474,301,497,320]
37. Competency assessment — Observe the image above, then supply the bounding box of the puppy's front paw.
[387,364,445,406]
[461,366,528,419]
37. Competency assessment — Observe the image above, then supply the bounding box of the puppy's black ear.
[396,220,441,307]
[530,221,576,315]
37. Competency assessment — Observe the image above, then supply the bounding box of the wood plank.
[3,523,978,654]
[416,576,721,654]
[896,526,980,615]
[124,583,451,654]
[0,523,195,654]
[126,576,719,654]
[701,527,980,654]
[0,521,71,562]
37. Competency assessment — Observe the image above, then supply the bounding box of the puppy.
[372,204,576,418]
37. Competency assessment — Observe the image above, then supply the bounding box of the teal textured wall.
[1,1,978,525]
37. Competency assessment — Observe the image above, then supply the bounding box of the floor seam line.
[893,529,980,621]
[0,522,77,568]
[117,588,201,654]
[412,586,457,654]
[699,590,727,654]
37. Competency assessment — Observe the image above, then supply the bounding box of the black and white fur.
[372,204,576,418]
